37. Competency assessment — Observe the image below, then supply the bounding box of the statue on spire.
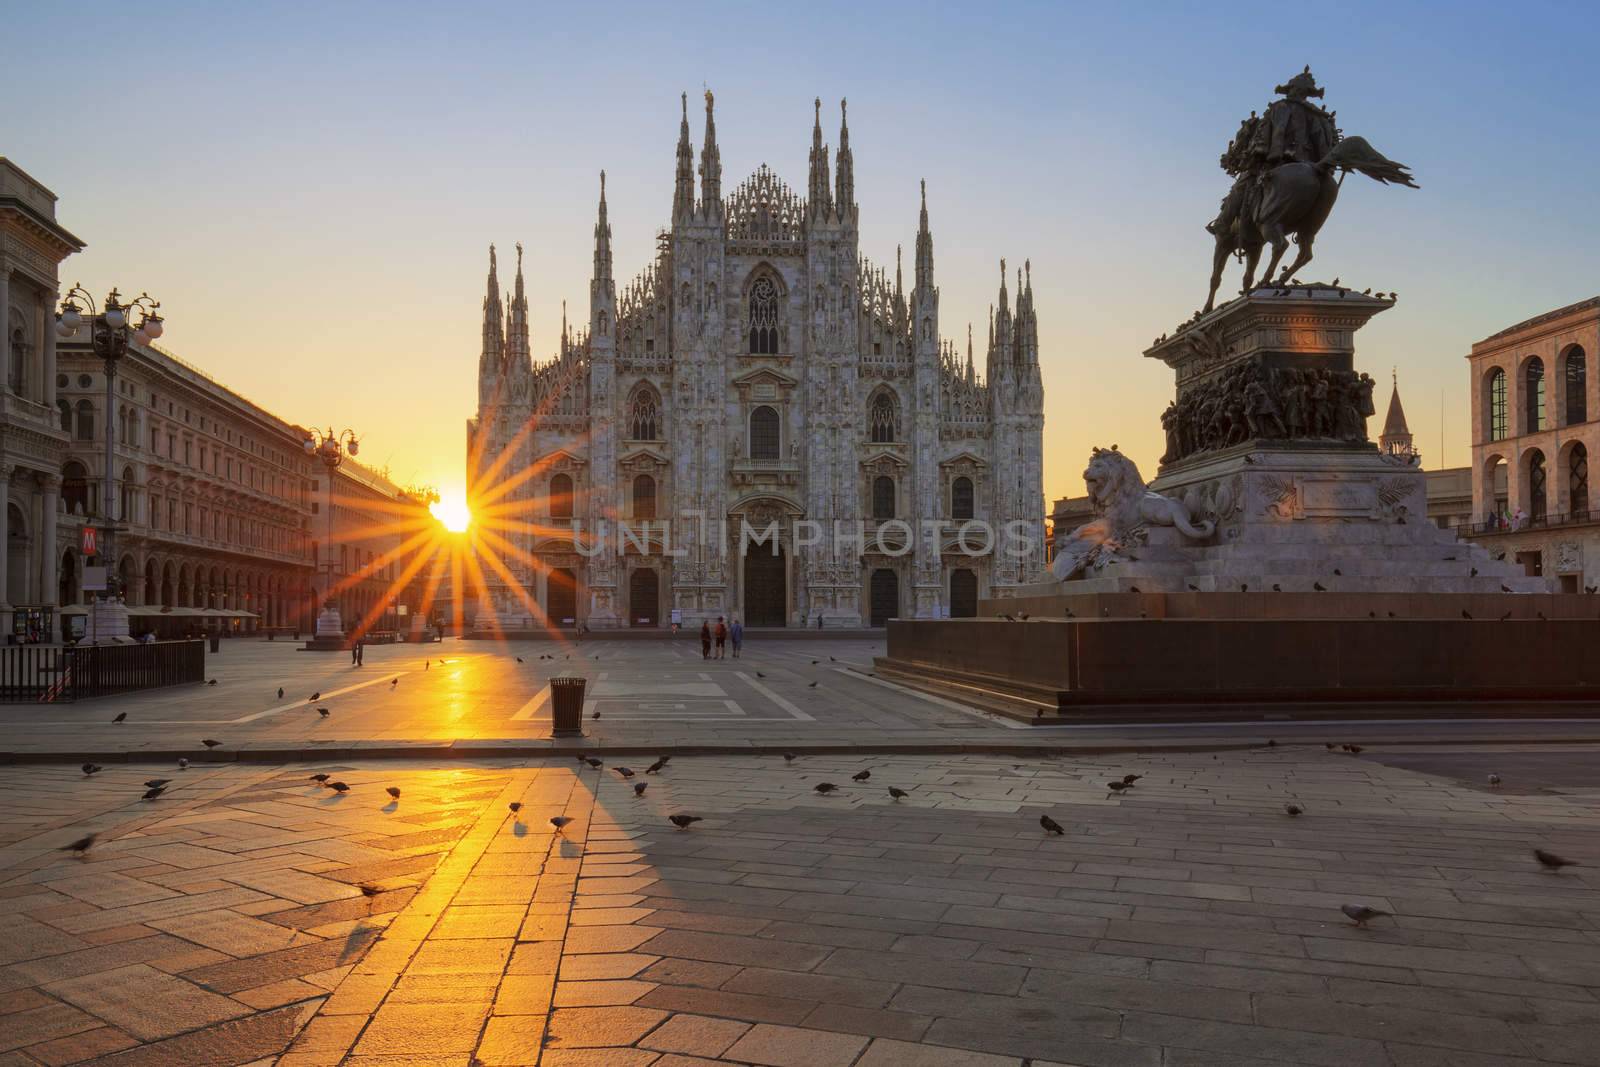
[1202,67,1418,313]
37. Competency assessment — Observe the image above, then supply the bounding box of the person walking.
[714,616,728,660]
[700,620,712,660]
[351,640,359,666]
[730,616,743,658]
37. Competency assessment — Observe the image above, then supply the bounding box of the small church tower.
[1380,369,1416,461]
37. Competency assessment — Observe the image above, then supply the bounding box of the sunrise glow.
[430,493,472,533]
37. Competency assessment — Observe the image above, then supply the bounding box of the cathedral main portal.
[742,547,787,627]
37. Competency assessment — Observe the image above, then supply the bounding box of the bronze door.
[949,568,978,618]
[547,567,577,627]
[743,547,786,627]
[869,568,899,626]
[629,568,658,626]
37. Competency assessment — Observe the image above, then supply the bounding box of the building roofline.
[1473,296,1600,349]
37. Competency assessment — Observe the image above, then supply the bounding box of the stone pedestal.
[314,605,345,638]
[86,598,132,644]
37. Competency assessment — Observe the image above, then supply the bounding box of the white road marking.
[510,684,552,721]
[105,672,411,726]
[736,672,816,721]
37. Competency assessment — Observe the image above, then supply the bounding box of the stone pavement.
[3,639,1600,764]
[0,746,1596,1064]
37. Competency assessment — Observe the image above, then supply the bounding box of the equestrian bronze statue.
[1203,67,1417,313]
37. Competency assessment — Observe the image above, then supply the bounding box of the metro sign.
[80,526,97,557]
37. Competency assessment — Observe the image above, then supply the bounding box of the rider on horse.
[1207,68,1338,245]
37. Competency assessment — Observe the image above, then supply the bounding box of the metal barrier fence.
[0,640,206,703]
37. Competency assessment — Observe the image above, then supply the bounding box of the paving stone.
[856,1037,1023,1067]
[0,1001,100,1054]
[800,1002,932,1042]
[638,1012,751,1056]
[817,948,1026,995]
[43,963,249,1041]
[472,1014,548,1065]
[61,1000,321,1067]
[1120,1011,1391,1067]
[539,1048,660,1066]
[636,929,827,971]
[636,984,816,1025]
[19,1024,139,1066]
[544,1005,669,1048]
[353,1002,490,1055]
[721,1022,869,1067]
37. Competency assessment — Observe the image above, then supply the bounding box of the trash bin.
[550,676,587,737]
[209,634,221,654]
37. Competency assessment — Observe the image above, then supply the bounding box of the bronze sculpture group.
[1160,363,1376,465]
[1203,67,1417,312]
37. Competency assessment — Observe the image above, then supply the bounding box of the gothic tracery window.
[869,390,897,443]
[748,275,780,354]
[628,387,659,440]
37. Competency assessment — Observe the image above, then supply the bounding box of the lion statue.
[1050,447,1216,581]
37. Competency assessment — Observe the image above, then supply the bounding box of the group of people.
[699,615,743,659]
[1161,362,1377,464]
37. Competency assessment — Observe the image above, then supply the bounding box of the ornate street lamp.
[56,286,164,642]
[303,427,359,639]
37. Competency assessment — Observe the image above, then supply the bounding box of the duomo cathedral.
[467,93,1044,629]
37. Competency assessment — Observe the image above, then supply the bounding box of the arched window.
[750,405,780,460]
[1571,443,1589,515]
[1565,346,1587,426]
[62,461,90,516]
[120,466,135,523]
[872,475,896,520]
[1487,368,1507,442]
[951,476,974,520]
[869,390,897,443]
[75,399,94,442]
[748,275,780,354]
[1528,449,1548,522]
[8,314,26,396]
[628,386,659,440]
[632,474,656,519]
[58,399,72,433]
[1525,357,1546,432]
[549,473,574,518]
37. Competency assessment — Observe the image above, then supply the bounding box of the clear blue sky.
[5,0,1597,503]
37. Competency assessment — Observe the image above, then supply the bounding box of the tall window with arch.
[1570,443,1589,515]
[75,399,94,442]
[951,476,975,520]
[1565,346,1587,426]
[549,472,574,518]
[632,473,656,519]
[1528,449,1548,522]
[748,275,780,354]
[1525,357,1546,432]
[872,475,896,520]
[8,314,27,396]
[628,386,659,441]
[749,405,780,460]
[61,461,90,516]
[1487,368,1507,442]
[869,390,897,444]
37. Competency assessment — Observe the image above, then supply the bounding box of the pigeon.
[425,662,429,671]
[1324,743,1337,751]
[808,681,818,688]
[1334,568,1343,576]
[516,657,523,663]
[277,688,284,699]
[326,781,350,793]
[1342,904,1390,927]
[1499,611,1512,621]
[645,758,667,774]
[1534,848,1578,871]
[592,710,601,721]
[508,802,523,815]
[310,692,321,701]
[1129,586,1141,593]
[814,782,839,794]
[1470,567,1478,577]
[63,833,97,856]
[1272,584,1282,592]
[318,707,330,718]
[1121,774,1142,786]
[112,712,126,723]
[1343,744,1364,754]
[852,769,871,782]
[386,787,401,799]
[1106,781,1129,793]
[1284,803,1303,817]
[142,786,166,801]
[358,883,381,898]
[1487,774,1501,788]
[207,679,218,686]
[178,758,189,769]
[615,767,635,779]
[585,758,602,769]
[888,786,908,800]
[391,678,398,687]
[1040,814,1065,835]
[1313,582,1326,592]
[81,763,101,776]
[668,814,702,830]
[144,779,171,789]
[756,671,766,678]
[201,739,222,749]
[310,773,331,783]
[783,753,797,763]
[1501,585,1512,594]
[550,816,572,833]
[811,659,819,665]
[829,656,836,662]
[633,782,648,797]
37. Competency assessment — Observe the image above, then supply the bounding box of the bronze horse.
[1205,136,1417,312]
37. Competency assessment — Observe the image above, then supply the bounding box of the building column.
[0,466,11,636]
[40,288,58,408]
[0,264,11,395]
[39,475,59,613]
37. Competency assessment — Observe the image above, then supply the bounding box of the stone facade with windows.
[1466,296,1599,591]
[468,95,1045,628]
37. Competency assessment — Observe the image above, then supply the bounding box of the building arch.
[7,306,30,397]
[1564,440,1590,515]
[868,387,899,443]
[626,383,661,441]
[74,398,95,442]
[749,405,781,461]
[1523,355,1546,433]
[1563,344,1588,426]
[1485,366,1508,442]
[1522,447,1548,522]
[744,267,786,355]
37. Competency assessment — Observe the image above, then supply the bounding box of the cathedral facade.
[467,94,1044,630]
